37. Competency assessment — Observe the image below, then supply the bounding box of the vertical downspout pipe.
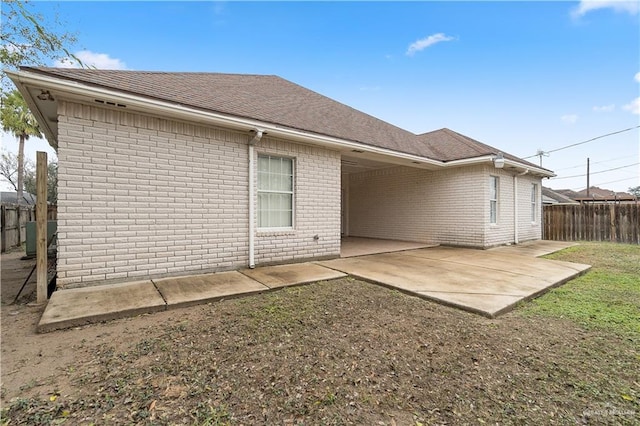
[248,129,264,268]
[514,175,518,244]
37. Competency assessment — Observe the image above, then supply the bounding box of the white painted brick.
[347,164,542,248]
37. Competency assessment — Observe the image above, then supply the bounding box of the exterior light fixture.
[37,90,55,101]
[493,152,505,169]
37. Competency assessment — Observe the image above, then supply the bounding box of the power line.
[523,126,640,160]
[553,155,632,172]
[550,162,639,180]
[570,176,639,191]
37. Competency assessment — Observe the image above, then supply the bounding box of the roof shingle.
[24,67,542,168]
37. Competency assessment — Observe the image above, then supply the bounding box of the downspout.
[514,169,529,244]
[248,128,264,268]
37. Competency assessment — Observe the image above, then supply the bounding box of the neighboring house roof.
[554,186,636,202]
[554,189,581,200]
[573,186,636,202]
[9,67,553,176]
[541,187,579,204]
[1,192,36,205]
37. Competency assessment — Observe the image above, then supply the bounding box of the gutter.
[448,155,554,178]
[6,69,442,166]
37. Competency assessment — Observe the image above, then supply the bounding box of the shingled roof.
[22,67,542,168]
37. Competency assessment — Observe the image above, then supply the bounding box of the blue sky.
[2,1,639,193]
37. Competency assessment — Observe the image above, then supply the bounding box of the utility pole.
[586,158,590,197]
[536,149,549,167]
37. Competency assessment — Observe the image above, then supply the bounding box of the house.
[541,187,579,205]
[1,191,37,206]
[8,67,554,289]
[563,186,637,204]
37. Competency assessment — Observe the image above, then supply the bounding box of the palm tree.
[1,90,42,205]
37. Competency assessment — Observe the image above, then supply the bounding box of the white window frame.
[489,176,499,224]
[257,154,295,230]
[531,183,538,223]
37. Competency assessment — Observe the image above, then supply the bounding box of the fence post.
[36,151,48,304]
[1,205,5,253]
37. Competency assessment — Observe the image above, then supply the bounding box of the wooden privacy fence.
[543,203,640,244]
[1,205,57,252]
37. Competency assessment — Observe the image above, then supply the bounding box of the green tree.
[629,186,640,198]
[1,0,80,93]
[1,90,42,205]
[24,158,58,204]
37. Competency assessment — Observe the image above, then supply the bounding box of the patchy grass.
[2,244,639,425]
[519,242,640,338]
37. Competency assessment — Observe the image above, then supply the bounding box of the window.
[489,176,498,224]
[531,183,538,222]
[257,155,294,229]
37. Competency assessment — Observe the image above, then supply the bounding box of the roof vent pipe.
[248,128,264,269]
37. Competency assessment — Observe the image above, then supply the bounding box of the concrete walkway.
[38,264,346,332]
[38,240,589,332]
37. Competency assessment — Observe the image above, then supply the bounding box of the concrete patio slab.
[38,280,165,333]
[36,240,588,332]
[318,244,590,318]
[341,236,436,258]
[241,262,346,289]
[490,240,577,257]
[154,271,268,308]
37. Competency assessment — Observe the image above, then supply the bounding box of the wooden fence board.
[1,205,56,252]
[544,203,640,244]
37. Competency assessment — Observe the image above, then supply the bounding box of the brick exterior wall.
[56,101,340,288]
[346,164,543,248]
[516,174,543,242]
[254,139,341,265]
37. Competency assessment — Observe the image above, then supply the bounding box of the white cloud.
[406,33,455,56]
[54,50,127,70]
[561,114,579,124]
[572,0,639,18]
[592,104,615,112]
[635,72,640,83]
[622,97,640,114]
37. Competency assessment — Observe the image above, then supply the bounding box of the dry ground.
[1,246,638,425]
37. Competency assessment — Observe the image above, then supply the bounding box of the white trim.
[489,175,499,225]
[256,154,295,230]
[514,175,519,243]
[531,183,538,224]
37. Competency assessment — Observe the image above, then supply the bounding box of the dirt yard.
[1,248,638,425]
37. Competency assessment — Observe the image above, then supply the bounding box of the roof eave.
[7,69,447,167]
[5,69,59,149]
[6,69,553,177]
[446,155,555,177]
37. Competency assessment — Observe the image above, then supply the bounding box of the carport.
[340,154,439,253]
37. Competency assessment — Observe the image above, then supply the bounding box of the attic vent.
[94,99,127,108]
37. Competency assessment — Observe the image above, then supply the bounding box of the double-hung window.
[257,155,294,229]
[531,183,538,223]
[489,176,498,224]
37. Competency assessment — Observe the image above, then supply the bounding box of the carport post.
[36,151,48,304]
